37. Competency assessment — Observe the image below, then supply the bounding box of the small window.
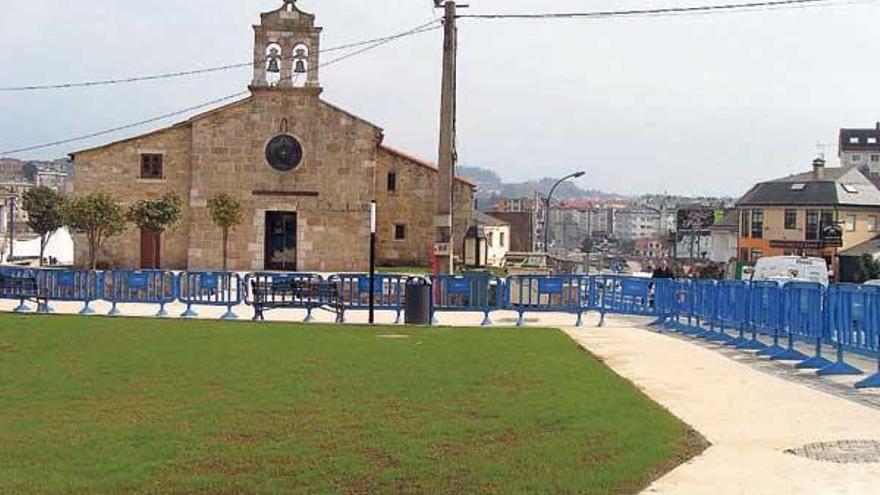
[870,137,878,144]
[872,155,880,162]
[740,248,749,262]
[846,215,856,232]
[850,137,860,144]
[853,154,863,163]
[784,209,797,230]
[487,232,494,247]
[140,154,164,179]
[751,209,764,239]
[869,216,878,232]
[500,232,506,248]
[842,184,859,193]
[790,183,806,191]
[394,224,406,240]
[386,171,397,193]
[806,210,820,240]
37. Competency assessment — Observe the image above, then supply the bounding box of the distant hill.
[458,165,622,209]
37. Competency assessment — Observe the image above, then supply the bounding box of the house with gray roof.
[736,158,880,281]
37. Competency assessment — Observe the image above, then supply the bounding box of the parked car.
[745,256,830,286]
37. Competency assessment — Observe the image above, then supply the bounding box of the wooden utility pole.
[434,1,458,275]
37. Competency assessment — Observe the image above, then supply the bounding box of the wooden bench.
[250,278,344,323]
[0,273,49,311]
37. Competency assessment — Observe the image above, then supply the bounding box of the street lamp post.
[543,171,585,253]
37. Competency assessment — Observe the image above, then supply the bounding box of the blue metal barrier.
[37,269,103,315]
[777,282,823,365]
[691,280,720,340]
[742,281,780,351]
[105,270,177,317]
[855,287,880,389]
[0,267,39,313]
[328,273,406,323]
[670,279,697,332]
[506,275,588,327]
[432,274,502,326]
[715,280,749,345]
[594,276,655,327]
[649,279,679,328]
[178,271,243,320]
[822,284,869,376]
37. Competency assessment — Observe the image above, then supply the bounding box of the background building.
[736,158,880,278]
[839,124,880,183]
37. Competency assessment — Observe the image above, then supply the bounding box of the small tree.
[127,193,182,233]
[22,186,67,266]
[856,254,880,283]
[64,193,128,270]
[127,194,182,267]
[207,193,243,272]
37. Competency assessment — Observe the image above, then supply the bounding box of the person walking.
[652,259,675,279]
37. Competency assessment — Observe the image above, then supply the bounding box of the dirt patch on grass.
[0,342,17,353]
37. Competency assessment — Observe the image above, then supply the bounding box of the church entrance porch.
[264,211,297,271]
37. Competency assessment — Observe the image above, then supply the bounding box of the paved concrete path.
[565,317,880,495]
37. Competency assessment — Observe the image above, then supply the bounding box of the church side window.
[140,154,164,179]
[394,224,406,240]
[387,172,397,193]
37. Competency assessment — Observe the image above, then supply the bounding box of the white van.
[745,256,830,286]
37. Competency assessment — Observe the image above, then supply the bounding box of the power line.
[0,92,249,155]
[0,20,440,156]
[459,0,876,19]
[0,20,441,92]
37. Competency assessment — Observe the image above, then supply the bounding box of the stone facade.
[374,146,473,267]
[70,2,474,272]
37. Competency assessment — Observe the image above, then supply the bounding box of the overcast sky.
[2,0,879,197]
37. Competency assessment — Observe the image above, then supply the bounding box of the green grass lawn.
[0,315,702,495]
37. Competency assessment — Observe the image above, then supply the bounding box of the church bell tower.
[251,0,322,90]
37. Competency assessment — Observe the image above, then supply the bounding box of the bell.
[294,59,307,74]
[267,57,280,74]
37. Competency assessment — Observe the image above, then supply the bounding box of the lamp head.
[573,171,586,179]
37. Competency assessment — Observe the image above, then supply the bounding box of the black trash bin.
[405,277,432,325]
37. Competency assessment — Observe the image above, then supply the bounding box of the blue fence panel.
[593,276,658,327]
[0,267,41,313]
[776,282,823,365]
[822,284,871,376]
[178,271,244,320]
[37,269,103,315]
[328,274,407,323]
[651,279,679,325]
[506,275,588,327]
[690,280,719,339]
[854,287,880,388]
[670,279,697,332]
[715,280,749,345]
[104,270,177,317]
[738,281,778,351]
[432,275,503,326]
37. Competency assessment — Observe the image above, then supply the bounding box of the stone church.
[71,1,475,272]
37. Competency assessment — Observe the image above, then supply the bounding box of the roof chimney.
[812,157,826,180]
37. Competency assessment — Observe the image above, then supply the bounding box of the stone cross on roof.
[282,0,297,7]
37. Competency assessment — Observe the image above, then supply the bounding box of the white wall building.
[477,211,510,267]
[614,208,675,240]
